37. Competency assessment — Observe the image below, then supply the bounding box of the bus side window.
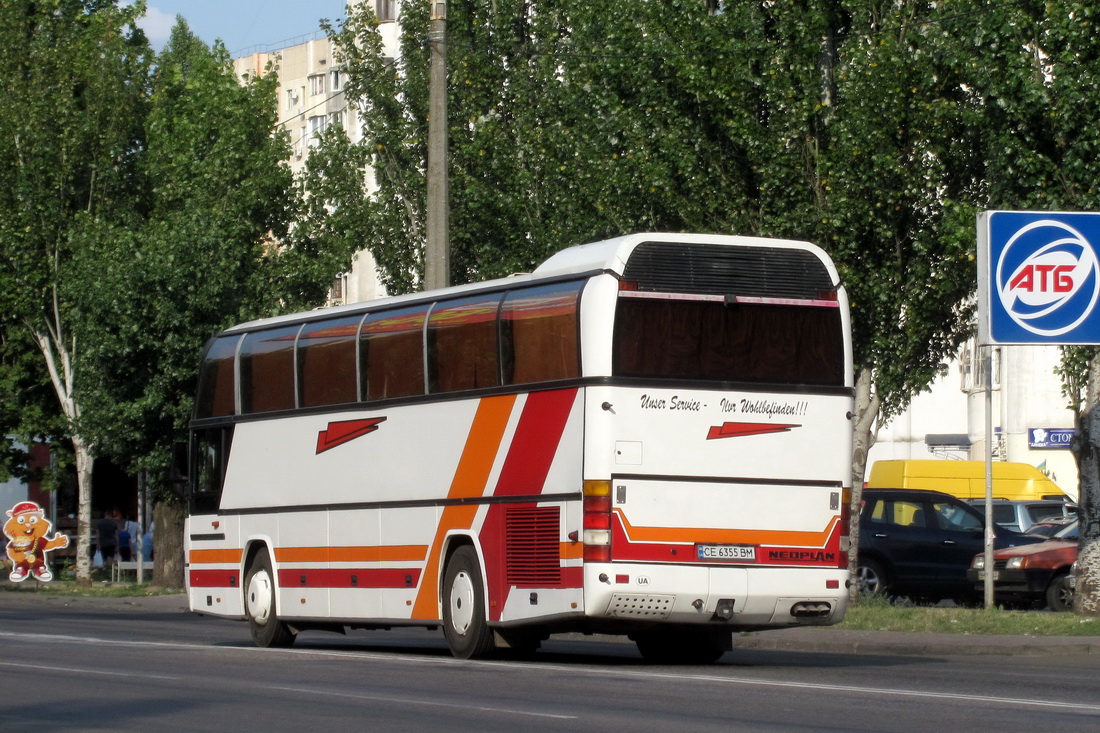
[240,325,300,413]
[501,282,582,385]
[361,306,427,401]
[298,315,360,408]
[195,335,240,418]
[428,294,503,393]
[192,427,232,514]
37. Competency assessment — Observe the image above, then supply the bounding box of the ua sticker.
[4,501,69,582]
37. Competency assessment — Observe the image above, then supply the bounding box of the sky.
[135,1,350,56]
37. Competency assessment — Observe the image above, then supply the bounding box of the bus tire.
[442,546,494,659]
[245,551,295,648]
[633,629,729,664]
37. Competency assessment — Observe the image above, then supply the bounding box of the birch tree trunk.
[28,317,95,585]
[848,366,880,602]
[1074,353,1100,615]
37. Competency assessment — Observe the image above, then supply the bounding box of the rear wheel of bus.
[245,550,295,648]
[443,545,495,659]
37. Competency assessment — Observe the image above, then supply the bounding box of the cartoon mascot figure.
[4,501,70,582]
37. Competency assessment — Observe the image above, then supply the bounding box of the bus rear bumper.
[583,563,849,628]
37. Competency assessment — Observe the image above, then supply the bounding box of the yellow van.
[865,460,1071,501]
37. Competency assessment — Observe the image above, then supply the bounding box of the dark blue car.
[857,488,1043,605]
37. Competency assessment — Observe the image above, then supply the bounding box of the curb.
[733,628,1100,656]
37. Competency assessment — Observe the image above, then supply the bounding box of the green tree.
[329,1,979,490]
[71,19,300,586]
[962,0,1100,614]
[0,0,152,583]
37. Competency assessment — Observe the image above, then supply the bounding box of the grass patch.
[0,581,181,597]
[839,593,1100,636]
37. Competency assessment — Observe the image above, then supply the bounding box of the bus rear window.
[613,297,844,386]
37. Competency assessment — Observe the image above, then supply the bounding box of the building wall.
[868,342,1080,498]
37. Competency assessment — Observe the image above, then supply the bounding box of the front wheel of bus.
[245,552,295,648]
[443,546,494,659]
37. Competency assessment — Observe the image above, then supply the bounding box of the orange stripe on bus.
[615,512,840,547]
[559,541,583,560]
[274,545,428,563]
[189,548,244,564]
[412,395,517,619]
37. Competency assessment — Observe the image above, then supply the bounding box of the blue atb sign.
[978,211,1100,344]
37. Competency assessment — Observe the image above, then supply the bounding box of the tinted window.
[501,282,582,385]
[933,501,982,532]
[298,315,361,408]
[1028,504,1066,522]
[428,294,502,393]
[195,335,240,418]
[361,306,426,400]
[240,326,300,413]
[613,297,844,386]
[191,427,232,514]
[865,499,926,528]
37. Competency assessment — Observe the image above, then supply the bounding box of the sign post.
[978,211,1100,607]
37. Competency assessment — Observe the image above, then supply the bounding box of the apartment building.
[233,1,403,305]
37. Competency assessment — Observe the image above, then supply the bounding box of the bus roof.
[220,232,837,335]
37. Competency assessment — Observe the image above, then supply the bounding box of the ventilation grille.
[622,241,836,299]
[505,506,561,586]
[607,594,675,619]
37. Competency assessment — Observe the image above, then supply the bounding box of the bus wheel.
[245,551,295,648]
[633,629,729,664]
[443,546,494,659]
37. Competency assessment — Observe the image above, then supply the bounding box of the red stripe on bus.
[493,389,577,497]
[189,569,240,588]
[277,568,423,589]
[481,389,580,619]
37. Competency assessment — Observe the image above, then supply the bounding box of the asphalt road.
[2,591,1100,732]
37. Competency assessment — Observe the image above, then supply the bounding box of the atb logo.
[995,219,1100,337]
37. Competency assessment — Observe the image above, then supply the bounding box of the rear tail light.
[583,480,612,562]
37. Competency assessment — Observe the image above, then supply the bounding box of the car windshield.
[1053,520,1079,540]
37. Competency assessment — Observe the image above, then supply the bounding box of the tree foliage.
[330,0,979,463]
[0,4,327,585]
[74,20,298,482]
[955,0,1100,614]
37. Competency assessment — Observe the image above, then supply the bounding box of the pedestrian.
[120,514,140,561]
[96,509,119,566]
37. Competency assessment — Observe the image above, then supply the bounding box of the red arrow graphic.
[316,417,387,454]
[707,422,800,440]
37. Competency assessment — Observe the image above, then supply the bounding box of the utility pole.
[425,1,450,290]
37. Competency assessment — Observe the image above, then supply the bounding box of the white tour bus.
[185,232,854,662]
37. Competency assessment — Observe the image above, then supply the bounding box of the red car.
[968,521,1077,611]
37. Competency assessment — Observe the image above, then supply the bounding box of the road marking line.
[4,630,1098,714]
[269,685,576,719]
[0,660,177,680]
